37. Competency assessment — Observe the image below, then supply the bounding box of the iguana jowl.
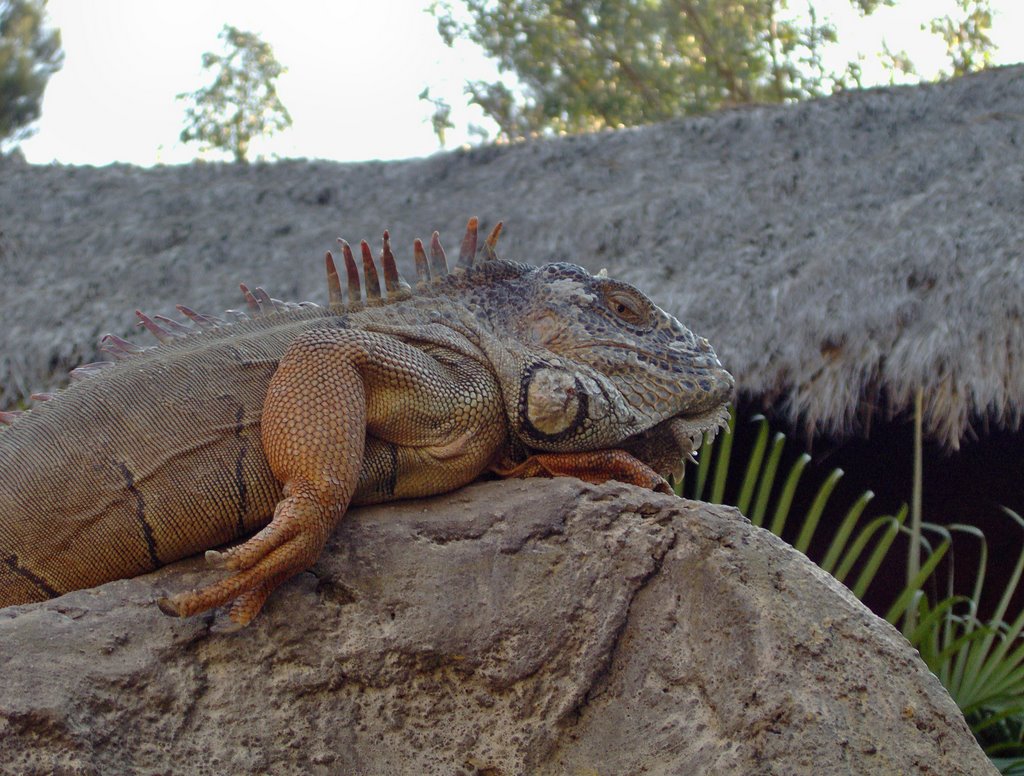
[0,218,733,627]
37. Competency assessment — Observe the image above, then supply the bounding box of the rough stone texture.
[0,479,993,775]
[2,66,1023,445]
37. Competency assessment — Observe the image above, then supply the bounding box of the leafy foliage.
[909,512,1024,771]
[929,0,995,77]
[177,25,291,163]
[419,87,455,147]
[0,0,62,145]
[682,408,1024,771]
[429,0,998,142]
[431,0,846,139]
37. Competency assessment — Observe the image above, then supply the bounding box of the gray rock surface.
[0,479,993,775]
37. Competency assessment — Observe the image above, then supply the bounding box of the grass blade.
[833,508,907,584]
[885,538,950,626]
[691,425,717,502]
[709,410,735,504]
[736,416,769,515]
[819,490,875,574]
[794,468,844,554]
[749,433,786,527]
[768,453,810,537]
[851,512,906,600]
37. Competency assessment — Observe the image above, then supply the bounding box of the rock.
[0,479,993,775]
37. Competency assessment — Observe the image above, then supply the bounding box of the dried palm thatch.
[0,67,1021,449]
[610,69,1024,449]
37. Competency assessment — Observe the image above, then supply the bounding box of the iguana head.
[323,216,734,479]
[483,259,734,469]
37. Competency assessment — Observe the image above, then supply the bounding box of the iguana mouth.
[667,405,731,460]
[621,404,731,484]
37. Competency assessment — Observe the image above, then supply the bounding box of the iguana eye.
[604,289,650,327]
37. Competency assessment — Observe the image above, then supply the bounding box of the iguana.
[0,218,733,628]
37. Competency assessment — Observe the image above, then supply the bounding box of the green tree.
[177,25,291,163]
[929,0,995,78]
[0,0,63,146]
[430,0,896,140]
[418,86,455,147]
[431,0,1005,143]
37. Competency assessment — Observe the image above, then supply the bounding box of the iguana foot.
[157,485,332,627]
[491,449,674,494]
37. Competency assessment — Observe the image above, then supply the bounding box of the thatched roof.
[616,67,1024,449]
[1,66,1022,447]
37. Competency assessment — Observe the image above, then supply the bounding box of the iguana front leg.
[492,450,674,494]
[158,330,368,626]
[159,328,504,627]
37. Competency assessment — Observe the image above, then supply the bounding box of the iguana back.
[0,219,733,627]
[0,313,328,602]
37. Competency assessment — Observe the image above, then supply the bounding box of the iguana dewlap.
[0,219,733,627]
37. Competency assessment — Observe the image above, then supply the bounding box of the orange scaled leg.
[491,449,674,495]
[158,331,369,628]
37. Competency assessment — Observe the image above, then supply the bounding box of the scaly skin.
[0,218,733,627]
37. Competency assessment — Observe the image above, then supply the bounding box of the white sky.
[16,0,1024,167]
